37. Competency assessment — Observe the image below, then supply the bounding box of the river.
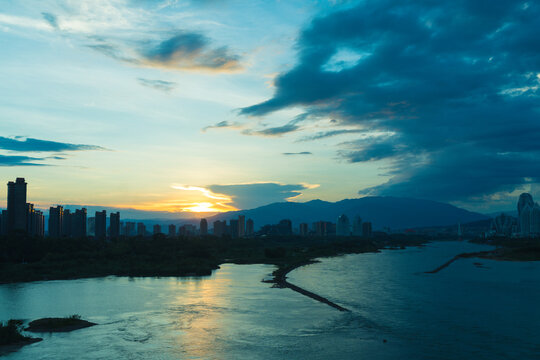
[1,241,539,359]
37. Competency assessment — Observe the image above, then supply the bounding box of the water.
[1,241,539,359]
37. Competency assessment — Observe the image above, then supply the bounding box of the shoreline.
[263,259,350,312]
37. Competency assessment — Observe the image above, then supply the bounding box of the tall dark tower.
[7,178,27,233]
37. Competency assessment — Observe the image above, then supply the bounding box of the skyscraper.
[153,224,162,235]
[362,222,373,238]
[518,193,534,235]
[62,209,72,237]
[352,216,362,236]
[125,221,136,237]
[48,206,63,238]
[72,208,87,238]
[137,222,146,237]
[238,215,245,238]
[168,224,176,237]
[110,212,120,239]
[0,210,7,235]
[95,210,107,240]
[336,214,350,236]
[200,218,208,235]
[246,218,254,237]
[7,178,27,233]
[213,220,225,237]
[229,219,239,238]
[299,223,308,236]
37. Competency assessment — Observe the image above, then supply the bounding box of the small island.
[25,315,96,333]
[0,320,42,354]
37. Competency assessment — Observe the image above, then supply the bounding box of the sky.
[1,0,539,215]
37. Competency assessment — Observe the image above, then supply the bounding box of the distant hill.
[206,197,489,230]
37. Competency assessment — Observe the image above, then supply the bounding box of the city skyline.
[2,1,540,215]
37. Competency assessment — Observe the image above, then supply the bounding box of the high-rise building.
[62,209,72,237]
[137,222,146,237]
[229,219,239,238]
[200,218,208,235]
[95,210,107,240]
[25,203,44,237]
[0,210,7,235]
[299,223,308,236]
[7,178,27,233]
[213,220,225,237]
[124,221,135,237]
[153,224,162,235]
[362,222,373,238]
[336,214,350,236]
[277,219,292,236]
[518,193,535,235]
[246,218,254,237]
[238,215,245,238]
[110,212,120,239]
[48,206,63,238]
[72,208,87,238]
[168,224,176,237]
[531,203,540,235]
[352,216,362,236]
[87,217,95,236]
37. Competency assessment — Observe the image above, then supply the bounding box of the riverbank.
[0,233,427,284]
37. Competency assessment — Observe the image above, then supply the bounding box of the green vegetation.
[0,320,41,347]
[0,232,431,284]
[470,236,540,261]
[25,315,96,332]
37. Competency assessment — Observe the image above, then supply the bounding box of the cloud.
[41,12,58,29]
[137,78,176,92]
[242,123,300,137]
[207,182,313,209]
[140,31,241,72]
[240,1,540,203]
[298,129,366,141]
[202,120,244,132]
[282,151,312,156]
[0,136,106,152]
[0,154,47,166]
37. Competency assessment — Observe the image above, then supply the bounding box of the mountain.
[206,197,489,230]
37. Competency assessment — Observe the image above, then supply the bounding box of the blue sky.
[1,0,539,215]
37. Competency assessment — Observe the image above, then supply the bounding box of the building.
[0,210,8,235]
[336,214,350,236]
[61,209,72,237]
[246,218,254,237]
[213,220,225,237]
[7,178,27,233]
[277,219,292,236]
[518,193,535,236]
[124,221,136,237]
[95,210,107,240]
[352,216,362,236]
[48,206,64,238]
[109,212,120,239]
[362,222,373,238]
[299,223,308,236]
[238,215,245,238]
[531,203,540,235]
[137,222,146,237]
[229,219,239,238]
[70,208,87,238]
[26,203,44,237]
[490,213,517,237]
[87,217,95,236]
[153,224,162,235]
[200,218,208,235]
[168,224,176,237]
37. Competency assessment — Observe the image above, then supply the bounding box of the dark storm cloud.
[241,0,540,201]
[137,78,176,92]
[0,136,105,152]
[208,182,308,209]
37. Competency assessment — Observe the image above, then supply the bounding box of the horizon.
[2,1,540,215]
